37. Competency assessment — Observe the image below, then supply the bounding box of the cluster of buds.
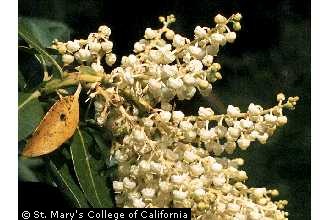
[52,25,116,73]
[51,13,242,124]
[50,12,297,219]
[104,13,242,110]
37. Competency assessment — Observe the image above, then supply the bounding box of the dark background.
[19,0,310,219]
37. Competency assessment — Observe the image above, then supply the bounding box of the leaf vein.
[78,129,103,207]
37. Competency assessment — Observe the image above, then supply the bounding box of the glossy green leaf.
[18,17,71,48]
[70,129,113,208]
[18,17,64,78]
[49,152,89,208]
[18,91,44,141]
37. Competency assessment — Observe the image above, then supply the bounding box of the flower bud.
[173,34,186,47]
[150,162,163,174]
[148,79,161,91]
[237,137,251,150]
[202,55,214,66]
[183,151,198,162]
[257,133,269,144]
[211,162,223,172]
[173,190,188,200]
[159,181,172,192]
[141,188,155,199]
[180,121,193,130]
[62,54,74,65]
[198,107,214,117]
[233,13,243,21]
[248,103,262,115]
[214,14,227,24]
[194,26,207,38]
[133,42,145,53]
[264,114,277,123]
[197,79,209,90]
[227,105,241,117]
[101,41,113,53]
[183,74,196,86]
[171,174,186,184]
[210,33,226,45]
[89,42,101,52]
[139,160,151,172]
[165,29,175,40]
[76,49,91,61]
[172,111,185,122]
[193,188,206,198]
[66,40,80,53]
[105,53,116,66]
[144,28,157,39]
[212,174,226,187]
[159,111,172,122]
[253,188,266,198]
[149,49,162,63]
[277,93,286,101]
[190,164,205,176]
[98,25,111,38]
[189,46,203,58]
[277,116,288,126]
[240,119,253,129]
[233,22,241,31]
[225,32,236,43]
[228,127,240,138]
[167,77,183,89]
[199,128,216,141]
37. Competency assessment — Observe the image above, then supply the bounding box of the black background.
[19,0,310,219]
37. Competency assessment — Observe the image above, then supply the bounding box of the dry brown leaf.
[22,84,82,157]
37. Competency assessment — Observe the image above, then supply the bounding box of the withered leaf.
[22,84,81,157]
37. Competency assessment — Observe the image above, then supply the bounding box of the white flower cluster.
[110,95,296,219]
[50,12,298,219]
[104,13,241,110]
[106,92,298,154]
[52,25,116,72]
[51,14,241,125]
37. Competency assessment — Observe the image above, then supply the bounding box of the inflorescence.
[51,12,298,220]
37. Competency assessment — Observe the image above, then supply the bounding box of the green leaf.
[70,129,113,208]
[86,128,116,171]
[18,17,71,48]
[87,128,110,161]
[18,91,44,141]
[18,157,44,182]
[18,46,39,55]
[48,152,89,208]
[18,17,65,78]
